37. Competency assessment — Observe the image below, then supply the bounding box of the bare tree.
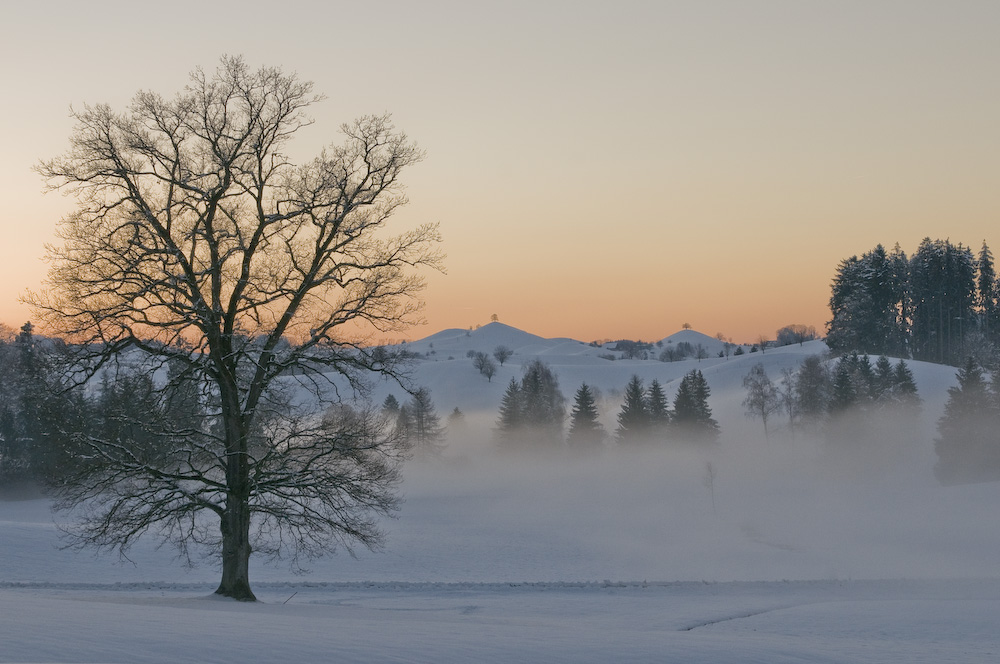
[472,352,497,381]
[30,57,442,601]
[742,363,780,438]
[492,345,513,366]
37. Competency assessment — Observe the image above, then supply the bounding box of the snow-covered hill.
[374,323,957,449]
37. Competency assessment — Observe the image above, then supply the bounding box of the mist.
[372,405,998,584]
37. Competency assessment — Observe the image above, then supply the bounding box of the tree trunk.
[215,404,255,601]
[216,493,255,601]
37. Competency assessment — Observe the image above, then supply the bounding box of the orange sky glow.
[2,1,998,345]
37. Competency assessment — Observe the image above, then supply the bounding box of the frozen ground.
[3,579,1000,663]
[2,324,999,662]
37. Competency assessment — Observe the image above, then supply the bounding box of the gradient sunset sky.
[2,1,997,343]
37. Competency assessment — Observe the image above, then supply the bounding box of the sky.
[1,0,998,343]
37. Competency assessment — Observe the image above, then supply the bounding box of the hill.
[373,323,958,456]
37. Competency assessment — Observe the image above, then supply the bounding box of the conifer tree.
[934,357,1000,483]
[381,394,400,414]
[672,370,719,442]
[647,379,671,431]
[496,378,522,444]
[872,355,896,403]
[495,360,565,449]
[567,383,605,451]
[795,355,830,424]
[828,360,857,415]
[893,360,920,406]
[519,360,566,441]
[405,387,445,456]
[977,241,999,345]
[616,375,648,444]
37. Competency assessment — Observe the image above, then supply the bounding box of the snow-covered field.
[3,323,999,662]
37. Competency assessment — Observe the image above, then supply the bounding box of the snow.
[2,325,998,662]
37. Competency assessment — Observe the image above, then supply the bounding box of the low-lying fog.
[4,350,996,588]
[371,413,999,584]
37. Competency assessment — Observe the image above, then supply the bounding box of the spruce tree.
[381,394,400,414]
[495,360,565,449]
[795,355,830,423]
[828,360,857,414]
[496,378,522,444]
[672,370,719,442]
[873,355,896,404]
[406,387,445,456]
[567,383,605,451]
[616,375,648,444]
[894,360,920,405]
[934,357,1000,483]
[977,241,999,345]
[647,379,671,432]
[519,360,566,442]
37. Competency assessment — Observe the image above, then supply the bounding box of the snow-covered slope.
[659,328,732,356]
[376,324,957,447]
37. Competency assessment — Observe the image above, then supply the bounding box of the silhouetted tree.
[775,324,818,346]
[31,58,438,600]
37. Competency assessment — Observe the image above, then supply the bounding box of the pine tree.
[977,241,999,345]
[893,360,920,406]
[647,379,671,432]
[672,370,719,442]
[909,238,977,364]
[934,357,1000,483]
[828,358,858,414]
[519,360,566,442]
[616,375,648,444]
[495,360,565,449]
[872,355,896,404]
[795,355,830,423]
[496,377,522,444]
[381,394,400,415]
[827,245,907,356]
[406,387,445,456]
[889,243,912,355]
[567,383,605,451]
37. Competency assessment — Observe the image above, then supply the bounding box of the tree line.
[741,353,921,442]
[494,360,719,451]
[828,238,998,365]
